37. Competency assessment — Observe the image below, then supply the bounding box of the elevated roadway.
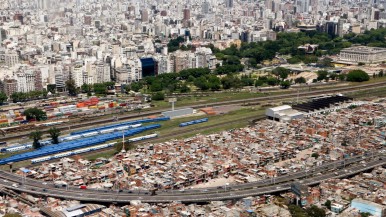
[0,152,384,203]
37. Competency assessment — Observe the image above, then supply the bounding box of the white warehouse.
[266,105,304,122]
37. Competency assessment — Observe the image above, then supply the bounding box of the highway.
[3,80,386,142]
[0,152,384,203]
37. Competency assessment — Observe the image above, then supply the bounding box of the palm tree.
[48,127,61,144]
[29,130,43,149]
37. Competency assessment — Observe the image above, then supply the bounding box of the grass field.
[131,107,265,138]
[83,108,261,161]
[346,86,386,99]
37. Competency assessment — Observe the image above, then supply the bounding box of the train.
[179,118,209,127]
[0,120,69,134]
[70,117,169,135]
[34,120,67,127]
[4,123,145,152]
[0,126,161,165]
[30,134,158,164]
[31,142,116,164]
[128,133,158,142]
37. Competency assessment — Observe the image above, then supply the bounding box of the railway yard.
[0,82,386,216]
[1,79,386,143]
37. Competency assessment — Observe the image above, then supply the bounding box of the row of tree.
[127,67,372,96]
[10,90,49,103]
[65,80,116,96]
[80,81,115,95]
[29,127,61,149]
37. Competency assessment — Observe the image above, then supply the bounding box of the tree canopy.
[11,90,47,103]
[48,127,61,144]
[151,92,165,101]
[29,130,43,149]
[306,205,326,217]
[295,77,306,84]
[346,69,370,82]
[0,92,7,105]
[47,84,56,94]
[272,67,290,80]
[65,79,78,96]
[23,108,47,121]
[167,36,185,52]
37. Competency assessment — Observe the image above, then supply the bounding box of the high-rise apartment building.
[71,65,84,87]
[84,15,92,25]
[140,58,157,78]
[225,0,233,8]
[183,9,190,20]
[338,18,345,37]
[5,52,19,67]
[202,2,210,14]
[34,70,43,91]
[3,79,17,96]
[0,28,6,42]
[15,72,36,93]
[36,0,51,10]
[141,10,149,23]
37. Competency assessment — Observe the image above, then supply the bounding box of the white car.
[12,183,18,188]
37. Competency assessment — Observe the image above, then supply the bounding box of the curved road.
[0,152,384,203]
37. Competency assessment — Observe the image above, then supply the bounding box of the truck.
[54,181,68,188]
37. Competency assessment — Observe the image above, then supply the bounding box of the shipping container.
[14,117,24,121]
[77,103,86,108]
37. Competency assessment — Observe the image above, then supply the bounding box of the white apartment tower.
[15,71,35,93]
[71,65,84,87]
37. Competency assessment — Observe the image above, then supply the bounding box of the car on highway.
[79,185,87,190]
[42,182,47,185]
[12,183,18,188]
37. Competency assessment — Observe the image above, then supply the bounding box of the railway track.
[2,81,386,142]
[10,115,265,168]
